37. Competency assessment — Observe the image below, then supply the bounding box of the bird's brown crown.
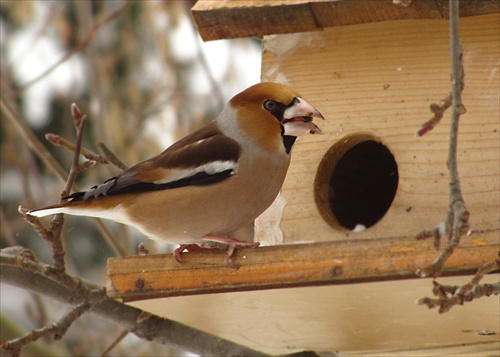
[229,82,300,153]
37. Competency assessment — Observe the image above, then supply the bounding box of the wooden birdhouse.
[107,1,499,355]
[189,0,499,286]
[235,3,500,249]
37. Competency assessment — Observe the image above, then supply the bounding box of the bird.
[28,82,324,267]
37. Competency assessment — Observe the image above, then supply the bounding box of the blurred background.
[1,1,261,355]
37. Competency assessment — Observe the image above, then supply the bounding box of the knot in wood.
[331,266,343,276]
[135,279,145,289]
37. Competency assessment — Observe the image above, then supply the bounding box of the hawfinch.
[28,82,324,266]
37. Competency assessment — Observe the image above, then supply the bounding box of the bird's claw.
[173,244,218,263]
[174,238,260,269]
[218,239,260,270]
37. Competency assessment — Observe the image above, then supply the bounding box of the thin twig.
[46,133,109,165]
[61,104,87,198]
[414,2,492,313]
[417,255,500,313]
[456,254,500,296]
[415,224,443,250]
[2,303,91,352]
[417,281,500,313]
[416,0,469,278]
[97,141,129,171]
[17,205,66,273]
[42,104,91,272]
[2,293,105,355]
[2,96,126,257]
[33,104,88,273]
[100,329,129,357]
[415,93,452,137]
[47,214,67,272]
[52,104,129,259]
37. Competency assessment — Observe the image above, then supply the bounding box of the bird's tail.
[27,204,67,217]
[25,198,127,223]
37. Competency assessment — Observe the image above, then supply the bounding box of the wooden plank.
[192,0,321,41]
[191,0,500,41]
[107,233,498,302]
[126,276,500,355]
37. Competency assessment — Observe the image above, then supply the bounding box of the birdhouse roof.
[192,0,499,41]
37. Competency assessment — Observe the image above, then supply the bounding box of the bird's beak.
[282,97,324,136]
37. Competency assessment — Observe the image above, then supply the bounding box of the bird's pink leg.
[173,244,219,263]
[201,235,260,268]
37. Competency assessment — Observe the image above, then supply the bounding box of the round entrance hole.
[314,133,399,231]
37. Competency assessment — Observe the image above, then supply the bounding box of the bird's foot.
[173,244,219,263]
[201,235,260,269]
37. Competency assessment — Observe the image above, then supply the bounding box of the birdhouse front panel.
[255,14,499,246]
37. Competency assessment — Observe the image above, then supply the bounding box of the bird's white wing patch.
[153,160,237,185]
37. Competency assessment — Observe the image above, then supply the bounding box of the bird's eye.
[264,100,277,112]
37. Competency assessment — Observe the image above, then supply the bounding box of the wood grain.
[258,14,499,245]
[126,276,499,355]
[107,234,497,302]
[191,0,500,41]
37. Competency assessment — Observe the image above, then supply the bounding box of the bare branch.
[17,103,88,273]
[96,141,129,171]
[61,103,88,198]
[417,281,500,313]
[415,0,470,279]
[0,247,271,357]
[3,97,127,258]
[2,300,98,355]
[456,254,500,295]
[17,206,66,273]
[416,255,500,313]
[415,225,443,250]
[37,104,92,272]
[415,93,452,137]
[45,133,108,165]
[100,329,129,357]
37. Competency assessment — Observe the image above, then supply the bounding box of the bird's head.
[226,82,324,154]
